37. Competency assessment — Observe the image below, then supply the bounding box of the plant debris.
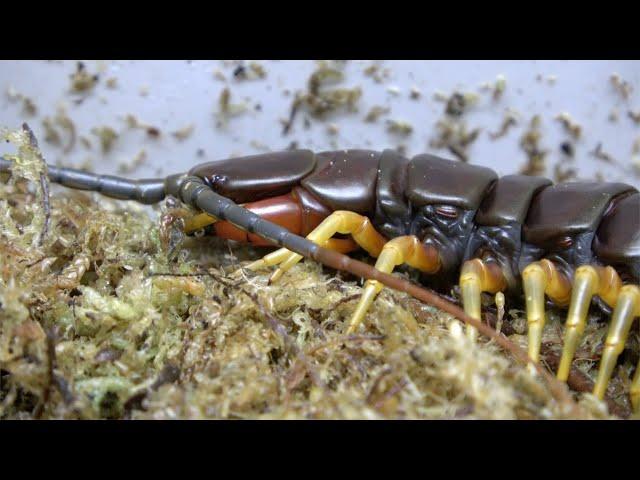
[117,149,147,174]
[326,124,339,136]
[590,142,616,164]
[364,106,390,123]
[430,120,481,163]
[79,136,92,150]
[124,115,161,139]
[386,86,401,96]
[429,91,481,163]
[282,62,362,135]
[1,127,634,419]
[535,74,558,85]
[519,115,548,176]
[480,74,507,101]
[6,86,37,116]
[171,124,195,141]
[91,126,118,154]
[69,62,99,94]
[42,107,76,154]
[216,88,248,128]
[386,119,413,136]
[555,112,582,139]
[610,73,633,100]
[363,62,390,84]
[560,141,575,158]
[232,62,267,81]
[489,110,518,140]
[434,91,478,118]
[249,140,271,152]
[554,162,577,183]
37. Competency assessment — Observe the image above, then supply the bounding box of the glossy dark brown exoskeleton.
[188,149,638,288]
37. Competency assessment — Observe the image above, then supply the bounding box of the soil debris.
[610,73,633,100]
[69,62,99,94]
[519,115,548,176]
[282,61,361,135]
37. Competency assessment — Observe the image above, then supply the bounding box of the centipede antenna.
[1,155,167,204]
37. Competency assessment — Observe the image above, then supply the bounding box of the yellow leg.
[245,238,358,272]
[246,211,387,282]
[592,284,639,402]
[347,235,440,334]
[522,260,572,371]
[183,212,218,234]
[557,265,622,381]
[459,259,507,341]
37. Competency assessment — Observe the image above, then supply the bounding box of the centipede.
[1,146,638,413]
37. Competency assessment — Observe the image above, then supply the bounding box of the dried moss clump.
[429,91,481,163]
[282,62,362,135]
[69,62,99,94]
[519,115,548,176]
[0,127,635,419]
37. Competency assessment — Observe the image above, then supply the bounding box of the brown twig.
[329,293,361,309]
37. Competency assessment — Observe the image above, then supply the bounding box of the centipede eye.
[436,206,458,219]
[557,236,573,248]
